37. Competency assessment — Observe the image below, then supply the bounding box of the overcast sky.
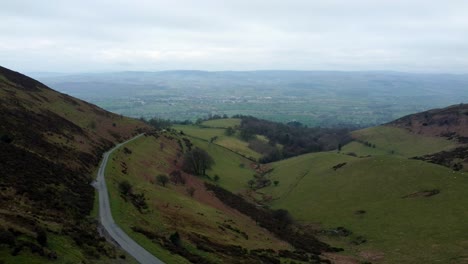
[1,0,468,73]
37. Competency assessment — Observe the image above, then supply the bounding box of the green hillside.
[201,118,241,128]
[347,126,458,157]
[258,125,468,263]
[174,124,263,161]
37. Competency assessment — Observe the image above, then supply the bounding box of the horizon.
[23,69,468,77]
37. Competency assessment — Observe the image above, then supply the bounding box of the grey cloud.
[1,0,468,72]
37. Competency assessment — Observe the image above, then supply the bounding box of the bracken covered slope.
[0,66,150,262]
[386,103,468,170]
[387,103,468,142]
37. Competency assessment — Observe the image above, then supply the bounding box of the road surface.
[93,134,165,264]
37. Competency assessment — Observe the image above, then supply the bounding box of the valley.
[3,1,468,263]
[1,66,467,264]
[103,113,468,263]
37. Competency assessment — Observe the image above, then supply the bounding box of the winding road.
[93,134,165,264]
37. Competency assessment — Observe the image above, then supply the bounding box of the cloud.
[1,0,468,72]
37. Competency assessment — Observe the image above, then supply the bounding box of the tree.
[0,134,13,144]
[156,174,169,187]
[182,147,214,175]
[274,180,279,186]
[240,129,254,141]
[225,127,235,136]
[169,232,181,246]
[213,174,220,182]
[36,227,48,247]
[118,180,132,195]
[0,228,16,247]
[273,209,293,227]
[131,192,148,211]
[248,179,255,189]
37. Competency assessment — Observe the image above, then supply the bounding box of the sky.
[1,0,468,73]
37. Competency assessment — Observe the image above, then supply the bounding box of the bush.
[169,232,181,247]
[156,174,169,187]
[0,228,16,247]
[0,134,13,144]
[118,180,132,195]
[36,227,48,247]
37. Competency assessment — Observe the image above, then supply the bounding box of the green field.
[348,126,458,157]
[188,137,255,191]
[173,124,262,160]
[258,126,468,263]
[201,118,241,128]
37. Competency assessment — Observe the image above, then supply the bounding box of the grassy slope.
[174,124,262,160]
[105,133,291,263]
[189,137,254,192]
[201,118,241,128]
[261,126,468,263]
[348,126,458,157]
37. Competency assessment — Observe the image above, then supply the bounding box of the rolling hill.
[259,110,468,263]
[0,66,150,263]
[164,113,467,263]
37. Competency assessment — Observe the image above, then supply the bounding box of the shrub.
[36,227,48,247]
[0,228,16,247]
[156,174,169,187]
[169,232,181,247]
[118,180,132,195]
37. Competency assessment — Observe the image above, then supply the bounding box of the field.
[173,124,263,161]
[347,126,459,157]
[258,126,468,263]
[201,118,241,128]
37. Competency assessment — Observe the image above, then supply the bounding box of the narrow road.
[93,134,165,264]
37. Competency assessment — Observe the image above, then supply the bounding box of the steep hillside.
[0,66,149,263]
